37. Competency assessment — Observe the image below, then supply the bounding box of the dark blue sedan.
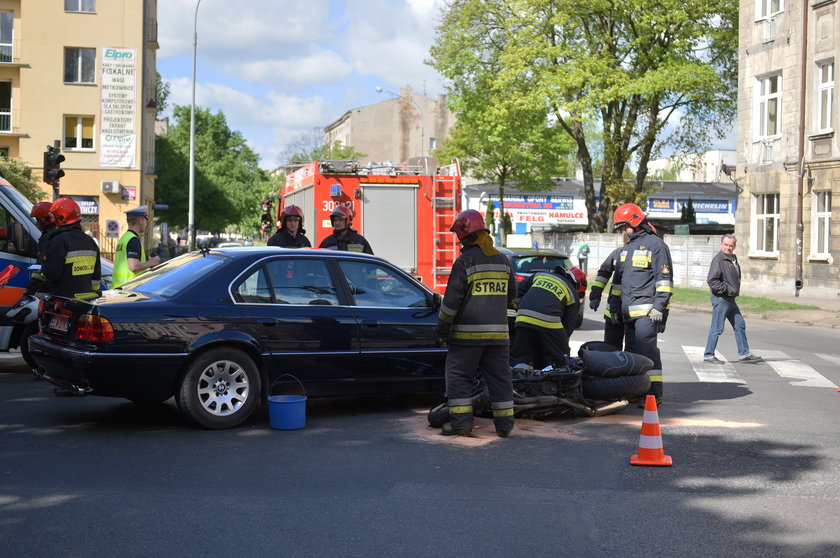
[30,248,447,429]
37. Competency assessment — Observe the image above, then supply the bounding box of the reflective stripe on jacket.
[42,223,101,300]
[515,271,578,330]
[437,244,514,345]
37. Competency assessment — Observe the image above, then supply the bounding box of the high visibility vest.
[113,230,145,287]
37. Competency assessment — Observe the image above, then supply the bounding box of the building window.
[817,61,834,132]
[0,12,12,63]
[64,115,94,150]
[757,74,781,138]
[811,191,831,257]
[753,193,780,255]
[428,137,437,151]
[757,0,783,19]
[0,81,9,132]
[64,47,95,84]
[65,0,95,13]
[0,147,8,157]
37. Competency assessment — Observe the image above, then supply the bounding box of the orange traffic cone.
[630,395,673,466]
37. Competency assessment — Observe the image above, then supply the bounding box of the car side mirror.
[432,292,442,308]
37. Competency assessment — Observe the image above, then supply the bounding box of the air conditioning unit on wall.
[101,180,120,194]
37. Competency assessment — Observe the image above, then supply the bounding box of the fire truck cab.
[279,160,462,294]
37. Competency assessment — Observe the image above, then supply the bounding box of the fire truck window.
[338,260,427,308]
[266,259,338,306]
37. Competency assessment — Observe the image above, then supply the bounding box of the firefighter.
[510,266,580,370]
[41,198,101,301]
[610,203,673,406]
[437,209,515,438]
[588,229,634,349]
[113,206,160,288]
[318,205,373,254]
[267,204,311,248]
[25,201,58,295]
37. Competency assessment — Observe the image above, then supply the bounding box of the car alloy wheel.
[178,347,261,429]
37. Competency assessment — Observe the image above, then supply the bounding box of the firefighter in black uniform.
[42,198,101,301]
[318,205,373,254]
[25,201,59,295]
[610,203,672,406]
[510,266,580,370]
[267,205,311,248]
[437,209,515,438]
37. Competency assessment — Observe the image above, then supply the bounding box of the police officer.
[113,205,160,288]
[610,203,673,406]
[41,198,101,301]
[437,209,515,438]
[318,206,373,254]
[25,201,58,295]
[267,205,311,248]
[510,266,580,370]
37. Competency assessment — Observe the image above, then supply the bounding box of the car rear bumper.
[29,335,184,399]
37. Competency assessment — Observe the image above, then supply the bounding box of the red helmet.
[50,197,81,226]
[30,201,56,227]
[613,203,645,230]
[280,204,304,226]
[329,205,353,225]
[450,209,489,241]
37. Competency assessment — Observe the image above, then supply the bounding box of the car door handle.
[361,319,380,328]
[258,319,279,326]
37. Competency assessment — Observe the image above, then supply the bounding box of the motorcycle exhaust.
[588,400,629,417]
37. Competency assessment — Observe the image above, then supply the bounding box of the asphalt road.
[1,309,839,558]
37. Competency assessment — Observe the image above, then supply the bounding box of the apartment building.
[738,0,839,296]
[0,0,157,254]
[324,87,455,170]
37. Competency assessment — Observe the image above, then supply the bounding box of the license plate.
[49,315,69,332]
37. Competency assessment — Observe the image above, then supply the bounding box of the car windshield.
[113,252,228,298]
[511,255,570,274]
[0,184,34,217]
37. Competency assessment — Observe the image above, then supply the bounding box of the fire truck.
[278,160,462,294]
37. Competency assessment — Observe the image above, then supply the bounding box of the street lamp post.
[376,87,424,159]
[188,0,203,251]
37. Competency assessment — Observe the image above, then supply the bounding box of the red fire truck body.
[279,160,462,294]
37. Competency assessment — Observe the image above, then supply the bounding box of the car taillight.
[76,314,114,342]
[515,274,527,282]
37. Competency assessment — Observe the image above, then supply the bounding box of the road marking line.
[816,353,840,366]
[758,349,838,388]
[682,345,745,383]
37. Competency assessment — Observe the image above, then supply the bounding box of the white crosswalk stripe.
[681,345,745,383]
[816,353,840,367]
[758,349,838,388]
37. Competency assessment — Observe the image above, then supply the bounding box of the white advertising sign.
[99,47,137,167]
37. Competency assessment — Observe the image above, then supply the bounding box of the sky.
[157,0,448,171]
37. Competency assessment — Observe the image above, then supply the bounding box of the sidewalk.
[671,289,840,330]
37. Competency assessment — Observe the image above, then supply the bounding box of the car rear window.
[114,253,228,298]
[511,256,570,274]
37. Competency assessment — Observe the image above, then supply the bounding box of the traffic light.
[43,146,65,187]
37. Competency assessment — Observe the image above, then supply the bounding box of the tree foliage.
[680,197,697,224]
[155,72,170,119]
[430,0,737,231]
[0,157,46,202]
[279,127,366,166]
[155,105,273,233]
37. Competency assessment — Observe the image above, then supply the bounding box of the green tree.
[430,0,737,231]
[155,105,272,233]
[0,156,46,202]
[155,72,170,118]
[680,197,697,224]
[280,127,366,165]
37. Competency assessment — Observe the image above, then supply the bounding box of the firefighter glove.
[589,297,600,312]
[606,311,621,326]
[649,308,664,323]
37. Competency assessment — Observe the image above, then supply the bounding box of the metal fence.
[533,231,723,289]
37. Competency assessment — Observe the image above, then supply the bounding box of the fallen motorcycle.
[427,341,653,426]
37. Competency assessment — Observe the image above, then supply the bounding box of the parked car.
[498,247,587,328]
[30,248,447,429]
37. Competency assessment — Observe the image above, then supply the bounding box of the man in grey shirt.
[703,234,762,364]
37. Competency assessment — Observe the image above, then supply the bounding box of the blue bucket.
[268,375,307,430]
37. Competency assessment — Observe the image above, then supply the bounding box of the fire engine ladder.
[432,175,460,292]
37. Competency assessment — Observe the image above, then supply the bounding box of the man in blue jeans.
[703,234,762,364]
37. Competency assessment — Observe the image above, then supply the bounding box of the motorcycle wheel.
[582,373,650,401]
